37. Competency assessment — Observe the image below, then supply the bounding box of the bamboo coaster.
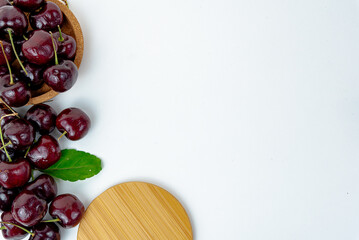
[28,0,84,105]
[77,182,193,240]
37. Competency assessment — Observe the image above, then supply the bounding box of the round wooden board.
[77,182,193,240]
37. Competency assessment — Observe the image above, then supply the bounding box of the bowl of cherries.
[0,0,84,106]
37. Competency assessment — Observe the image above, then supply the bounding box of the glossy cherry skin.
[27,135,61,170]
[0,74,31,107]
[0,6,28,36]
[1,211,28,240]
[30,222,60,240]
[43,60,78,92]
[25,104,57,134]
[0,159,31,189]
[0,0,10,7]
[0,65,8,76]
[22,30,58,65]
[29,2,63,31]
[19,63,45,90]
[4,119,35,150]
[0,186,19,211]
[56,108,91,140]
[13,0,44,12]
[53,32,77,59]
[24,174,57,202]
[49,194,85,228]
[11,190,47,227]
[0,103,17,129]
[0,39,14,66]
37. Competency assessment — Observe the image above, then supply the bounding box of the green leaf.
[41,149,102,182]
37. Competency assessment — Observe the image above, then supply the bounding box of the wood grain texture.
[77,182,193,240]
[28,0,84,105]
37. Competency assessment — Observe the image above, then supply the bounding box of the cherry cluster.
[0,102,91,239]
[0,0,78,108]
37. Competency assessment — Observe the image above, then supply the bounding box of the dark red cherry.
[0,0,10,7]
[0,74,31,107]
[22,30,58,65]
[0,159,31,189]
[53,31,76,59]
[0,186,19,211]
[23,174,57,202]
[1,211,28,239]
[27,135,61,170]
[29,2,63,31]
[49,194,85,228]
[11,190,47,227]
[30,222,60,240]
[25,104,57,135]
[0,65,8,76]
[4,119,35,150]
[0,103,17,129]
[0,6,28,36]
[13,0,45,12]
[43,60,78,92]
[19,63,45,90]
[56,108,91,140]
[0,39,14,66]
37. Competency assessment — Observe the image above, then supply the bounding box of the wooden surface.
[77,182,193,240]
[28,0,84,105]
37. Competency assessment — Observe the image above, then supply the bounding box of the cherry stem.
[42,218,61,223]
[23,35,28,41]
[0,140,12,150]
[58,131,67,141]
[0,113,18,162]
[24,145,31,158]
[49,32,58,65]
[0,41,13,85]
[0,221,34,237]
[6,29,28,76]
[0,99,20,118]
[57,25,64,42]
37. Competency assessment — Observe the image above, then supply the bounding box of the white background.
[3,0,359,239]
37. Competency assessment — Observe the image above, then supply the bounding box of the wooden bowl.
[27,0,84,105]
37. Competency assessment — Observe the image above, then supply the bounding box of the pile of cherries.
[0,0,78,108]
[0,101,91,239]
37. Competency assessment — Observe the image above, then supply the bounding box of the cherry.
[1,211,29,239]
[49,194,85,228]
[0,40,14,66]
[54,27,77,59]
[56,108,91,140]
[43,60,78,92]
[22,30,58,65]
[0,104,17,129]
[27,135,61,170]
[25,104,57,135]
[0,186,19,211]
[30,222,60,240]
[0,159,31,189]
[11,190,47,227]
[24,174,57,202]
[19,63,45,90]
[13,0,45,12]
[3,119,35,150]
[0,66,8,76]
[0,0,10,7]
[0,74,31,107]
[0,6,28,36]
[30,2,63,31]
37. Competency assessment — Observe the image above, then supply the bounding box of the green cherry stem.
[49,32,58,65]
[6,29,28,76]
[57,131,67,141]
[0,41,13,85]
[0,113,18,162]
[0,140,12,150]
[57,25,64,42]
[0,99,20,118]
[0,222,35,237]
[41,218,61,223]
